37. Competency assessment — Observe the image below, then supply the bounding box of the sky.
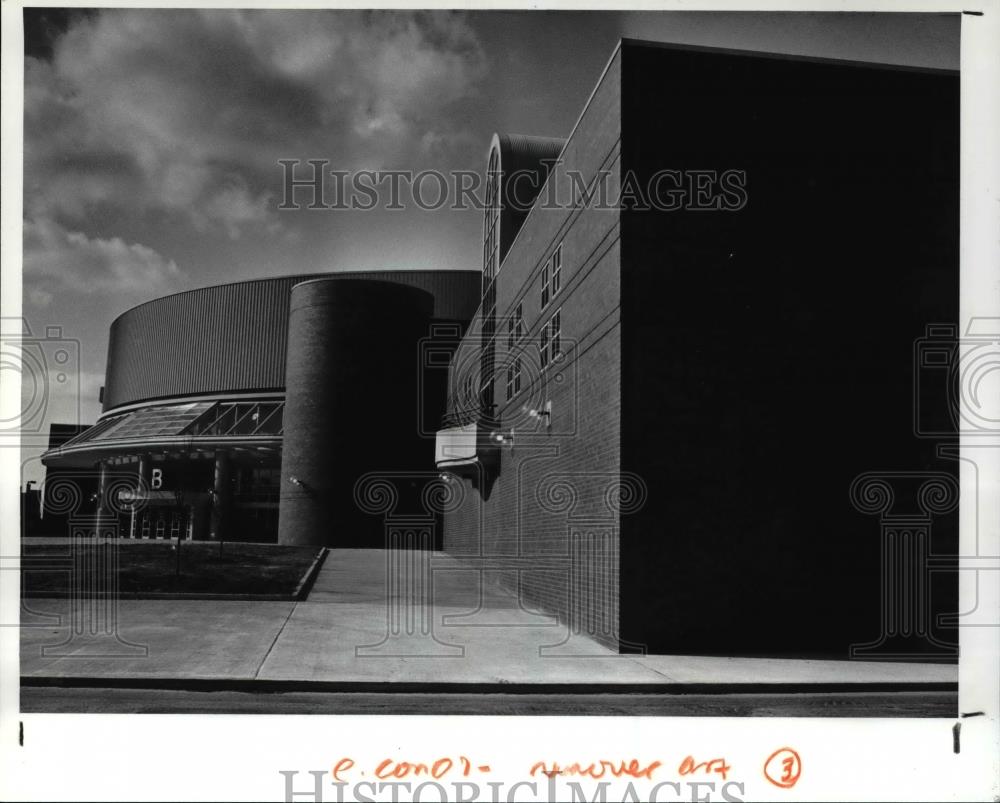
[19,9,959,482]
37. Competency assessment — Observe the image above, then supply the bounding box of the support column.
[189,494,212,541]
[129,454,150,539]
[210,451,231,541]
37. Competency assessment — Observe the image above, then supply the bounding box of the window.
[506,303,524,349]
[551,244,562,298]
[483,147,500,283]
[505,356,522,400]
[539,308,562,370]
[540,243,563,309]
[480,316,497,411]
[184,401,284,437]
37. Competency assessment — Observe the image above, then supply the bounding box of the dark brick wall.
[619,41,959,657]
[447,41,958,659]
[443,51,625,649]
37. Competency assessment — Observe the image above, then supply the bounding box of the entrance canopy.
[42,399,284,468]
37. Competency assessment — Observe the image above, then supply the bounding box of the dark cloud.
[25,9,488,243]
[23,7,96,59]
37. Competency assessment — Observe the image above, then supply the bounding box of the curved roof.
[102,270,480,411]
[489,134,567,267]
[492,133,566,174]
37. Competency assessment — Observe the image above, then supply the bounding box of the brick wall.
[442,49,627,650]
[617,40,959,657]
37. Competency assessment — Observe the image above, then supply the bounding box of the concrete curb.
[291,547,328,599]
[21,547,327,602]
[19,676,959,695]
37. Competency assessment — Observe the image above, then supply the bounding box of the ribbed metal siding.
[495,134,567,264]
[103,271,481,411]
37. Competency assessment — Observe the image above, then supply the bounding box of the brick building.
[37,37,960,659]
[41,271,480,545]
[435,39,959,657]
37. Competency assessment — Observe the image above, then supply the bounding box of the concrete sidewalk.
[21,549,958,686]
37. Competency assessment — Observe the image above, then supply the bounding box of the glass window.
[506,356,522,400]
[483,147,500,283]
[551,244,562,298]
[60,400,292,446]
[86,402,213,441]
[186,401,284,437]
[507,302,524,348]
[539,308,562,371]
[541,245,563,309]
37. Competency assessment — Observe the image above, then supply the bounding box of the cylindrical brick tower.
[278,279,435,547]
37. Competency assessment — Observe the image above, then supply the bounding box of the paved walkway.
[21,549,958,685]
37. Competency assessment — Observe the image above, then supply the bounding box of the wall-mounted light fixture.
[528,400,552,429]
[491,429,514,449]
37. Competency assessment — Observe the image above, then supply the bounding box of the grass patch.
[21,541,322,597]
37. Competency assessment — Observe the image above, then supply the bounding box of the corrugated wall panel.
[103,270,480,411]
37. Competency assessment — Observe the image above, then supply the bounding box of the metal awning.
[434,422,479,468]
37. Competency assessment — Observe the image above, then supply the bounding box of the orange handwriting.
[529,759,661,780]
[763,747,801,789]
[678,755,731,781]
[373,756,490,780]
[332,758,355,782]
[331,756,490,782]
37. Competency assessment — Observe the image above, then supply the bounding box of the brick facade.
[442,40,958,658]
[442,51,626,650]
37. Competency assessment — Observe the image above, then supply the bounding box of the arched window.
[482,145,501,285]
[479,144,502,415]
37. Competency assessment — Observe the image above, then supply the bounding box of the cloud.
[27,288,53,308]
[23,216,183,297]
[24,10,487,238]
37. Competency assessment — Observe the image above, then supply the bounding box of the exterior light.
[490,429,515,448]
[528,400,552,428]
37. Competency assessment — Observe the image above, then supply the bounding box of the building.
[41,38,959,658]
[24,424,97,537]
[41,271,480,545]
[433,39,959,657]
